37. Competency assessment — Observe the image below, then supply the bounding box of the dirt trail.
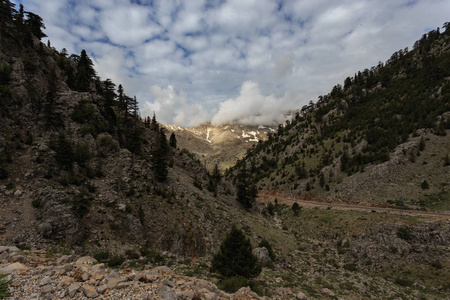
[258,192,450,219]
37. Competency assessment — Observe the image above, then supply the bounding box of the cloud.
[142,85,210,127]
[11,0,450,126]
[211,81,299,126]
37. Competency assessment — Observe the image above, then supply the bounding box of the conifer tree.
[75,50,96,92]
[211,226,261,278]
[151,128,169,182]
[169,132,177,148]
[236,164,257,209]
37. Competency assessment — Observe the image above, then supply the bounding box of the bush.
[0,273,11,298]
[396,226,412,240]
[291,202,301,216]
[108,255,125,267]
[94,250,110,262]
[218,276,249,293]
[420,180,429,189]
[211,226,261,279]
[258,239,275,261]
[71,101,96,123]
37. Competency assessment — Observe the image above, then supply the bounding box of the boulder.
[252,247,271,266]
[0,262,28,274]
[81,284,99,298]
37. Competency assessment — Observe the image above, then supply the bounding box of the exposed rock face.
[34,186,85,244]
[351,222,450,268]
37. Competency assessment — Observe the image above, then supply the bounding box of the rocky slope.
[0,246,262,299]
[163,123,275,171]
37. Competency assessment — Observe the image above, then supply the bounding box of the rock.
[41,284,54,293]
[57,255,75,264]
[38,222,53,239]
[67,283,80,297]
[233,287,260,299]
[107,276,127,289]
[81,284,99,298]
[75,256,97,265]
[38,143,49,151]
[252,247,271,266]
[321,288,335,297]
[0,262,28,274]
[14,190,23,196]
[176,289,195,300]
[96,284,108,295]
[295,291,308,299]
[154,265,173,275]
[158,284,177,300]
[90,263,105,280]
[39,276,52,286]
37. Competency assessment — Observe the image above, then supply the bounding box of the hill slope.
[232,25,450,211]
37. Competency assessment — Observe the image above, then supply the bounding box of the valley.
[0,1,449,299]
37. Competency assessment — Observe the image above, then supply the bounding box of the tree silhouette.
[211,226,261,278]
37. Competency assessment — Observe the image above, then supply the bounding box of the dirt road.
[257,192,450,219]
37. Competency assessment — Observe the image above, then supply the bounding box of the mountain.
[163,123,276,171]
[1,2,449,299]
[233,25,450,212]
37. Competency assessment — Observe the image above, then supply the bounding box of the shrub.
[0,273,11,298]
[94,250,110,262]
[258,239,275,261]
[74,142,90,166]
[218,276,249,293]
[396,226,412,240]
[267,202,275,216]
[430,260,443,269]
[211,226,261,279]
[108,255,125,267]
[291,202,301,216]
[71,101,96,123]
[54,134,74,171]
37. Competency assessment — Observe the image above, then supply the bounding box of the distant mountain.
[163,123,276,171]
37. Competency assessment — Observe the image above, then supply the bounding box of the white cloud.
[211,81,299,126]
[12,0,450,126]
[142,85,210,126]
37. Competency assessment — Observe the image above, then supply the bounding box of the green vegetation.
[0,274,11,298]
[211,226,261,279]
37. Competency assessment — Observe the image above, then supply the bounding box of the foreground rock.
[0,247,262,299]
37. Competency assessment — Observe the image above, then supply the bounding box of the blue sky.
[12,0,450,126]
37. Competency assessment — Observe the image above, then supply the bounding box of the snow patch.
[206,128,212,144]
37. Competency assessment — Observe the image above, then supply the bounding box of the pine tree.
[236,164,256,209]
[24,11,46,40]
[211,226,261,278]
[169,132,177,148]
[75,50,96,92]
[55,134,74,171]
[151,128,169,182]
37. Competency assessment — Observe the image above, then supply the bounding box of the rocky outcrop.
[350,222,450,268]
[0,247,263,299]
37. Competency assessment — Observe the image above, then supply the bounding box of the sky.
[11,0,450,126]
